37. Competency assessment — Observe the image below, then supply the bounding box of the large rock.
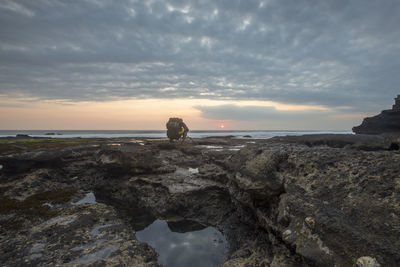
[236,143,400,266]
[96,144,163,175]
[226,147,288,199]
[353,110,400,134]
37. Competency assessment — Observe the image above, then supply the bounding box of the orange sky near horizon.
[0,97,368,130]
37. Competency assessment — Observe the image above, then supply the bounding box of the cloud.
[195,104,332,121]
[0,0,399,113]
[195,104,361,130]
[0,0,35,17]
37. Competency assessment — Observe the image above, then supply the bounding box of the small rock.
[30,243,46,253]
[282,229,296,244]
[305,216,315,229]
[16,134,32,139]
[356,256,381,267]
[188,167,199,174]
[29,253,43,260]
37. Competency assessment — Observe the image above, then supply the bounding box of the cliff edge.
[353,95,400,134]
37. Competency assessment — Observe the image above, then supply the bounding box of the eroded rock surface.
[1,135,399,266]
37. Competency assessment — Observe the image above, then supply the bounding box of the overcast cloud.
[1,0,399,113]
[195,104,332,121]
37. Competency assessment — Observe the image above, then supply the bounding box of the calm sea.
[0,130,352,139]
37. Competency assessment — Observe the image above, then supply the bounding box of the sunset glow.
[0,97,366,130]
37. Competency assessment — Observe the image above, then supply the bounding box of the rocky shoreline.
[0,135,399,266]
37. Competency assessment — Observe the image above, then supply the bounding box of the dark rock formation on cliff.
[353,110,400,134]
[353,95,400,134]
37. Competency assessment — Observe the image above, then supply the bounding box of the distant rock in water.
[353,95,400,134]
[16,134,32,139]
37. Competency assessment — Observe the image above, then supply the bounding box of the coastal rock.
[353,95,400,135]
[223,138,400,266]
[227,148,287,198]
[269,134,392,151]
[16,134,32,139]
[1,135,400,266]
[353,110,400,134]
[96,144,162,175]
[0,200,159,266]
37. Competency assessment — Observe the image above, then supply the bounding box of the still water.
[136,219,228,267]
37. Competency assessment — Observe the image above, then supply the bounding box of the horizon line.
[0,129,351,132]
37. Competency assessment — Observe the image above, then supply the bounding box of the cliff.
[353,95,400,135]
[353,110,400,134]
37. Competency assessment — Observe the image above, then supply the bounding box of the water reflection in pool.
[136,219,228,267]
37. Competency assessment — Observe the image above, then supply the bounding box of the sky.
[0,0,399,130]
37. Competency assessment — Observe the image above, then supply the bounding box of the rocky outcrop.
[353,95,400,135]
[226,142,400,266]
[353,110,400,134]
[1,135,399,266]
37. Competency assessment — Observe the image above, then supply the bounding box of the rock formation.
[353,95,400,134]
[0,135,399,266]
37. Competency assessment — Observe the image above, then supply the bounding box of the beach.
[1,134,399,266]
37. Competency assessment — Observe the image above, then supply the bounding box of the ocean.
[0,130,352,139]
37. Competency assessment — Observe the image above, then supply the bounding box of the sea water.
[0,130,352,139]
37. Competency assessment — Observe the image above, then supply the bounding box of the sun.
[219,124,225,129]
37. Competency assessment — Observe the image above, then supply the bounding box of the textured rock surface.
[1,135,399,266]
[227,141,400,266]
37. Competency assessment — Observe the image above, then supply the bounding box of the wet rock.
[0,194,159,266]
